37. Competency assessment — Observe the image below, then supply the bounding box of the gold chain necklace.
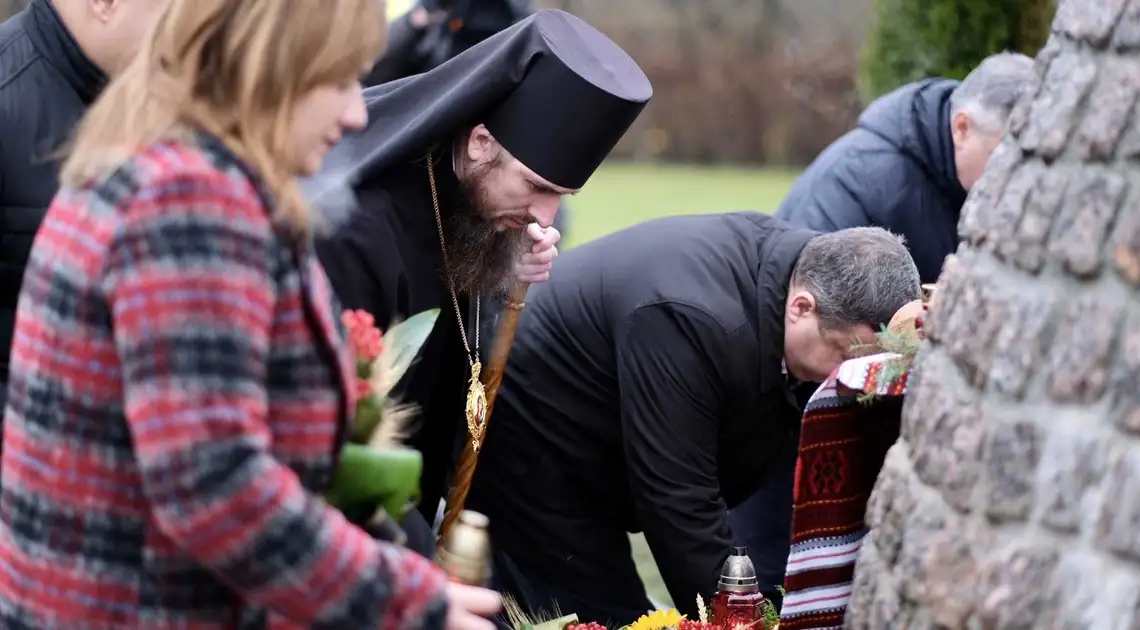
[427,156,488,453]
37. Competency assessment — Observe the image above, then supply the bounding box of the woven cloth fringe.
[779,353,908,629]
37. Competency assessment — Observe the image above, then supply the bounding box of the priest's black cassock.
[305,10,651,555]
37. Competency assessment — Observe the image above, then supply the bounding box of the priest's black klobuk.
[304,7,653,205]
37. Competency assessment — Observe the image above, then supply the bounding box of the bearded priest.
[306,9,652,556]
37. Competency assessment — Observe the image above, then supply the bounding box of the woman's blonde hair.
[61,0,386,238]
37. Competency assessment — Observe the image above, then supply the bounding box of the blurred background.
[0,0,1057,608]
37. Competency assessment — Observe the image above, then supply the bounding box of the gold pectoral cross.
[465,361,488,452]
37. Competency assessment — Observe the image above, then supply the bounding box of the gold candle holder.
[435,509,492,586]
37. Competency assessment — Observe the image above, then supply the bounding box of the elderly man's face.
[951,110,1004,192]
[783,290,876,383]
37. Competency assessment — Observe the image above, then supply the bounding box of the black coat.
[465,213,816,626]
[773,78,966,284]
[315,151,473,529]
[364,0,535,87]
[0,0,105,397]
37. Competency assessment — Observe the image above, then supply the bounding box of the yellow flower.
[629,609,686,630]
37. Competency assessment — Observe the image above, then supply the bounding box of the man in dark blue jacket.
[775,52,1035,284]
[738,51,1036,611]
[0,0,168,414]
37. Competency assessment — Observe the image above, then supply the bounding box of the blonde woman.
[0,1,499,628]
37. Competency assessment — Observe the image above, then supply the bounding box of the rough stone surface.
[902,355,985,513]
[985,288,1055,398]
[1054,0,1130,47]
[1111,314,1140,433]
[990,162,1040,261]
[899,351,957,446]
[916,528,980,627]
[959,141,1023,247]
[921,249,974,345]
[862,443,914,567]
[1111,188,1140,285]
[849,11,1140,627]
[1072,57,1140,159]
[1113,0,1140,49]
[1038,429,1110,534]
[977,545,1059,630]
[1013,167,1071,274]
[893,490,956,602]
[940,268,1004,388]
[1045,294,1125,403]
[983,418,1042,522]
[1018,50,1099,159]
[1045,168,1128,278]
[1009,40,1059,139]
[844,543,880,630]
[1096,449,1140,562]
[1048,552,1140,628]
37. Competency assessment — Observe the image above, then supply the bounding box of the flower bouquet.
[504,595,780,630]
[324,308,440,538]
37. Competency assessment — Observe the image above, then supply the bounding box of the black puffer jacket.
[774,79,966,283]
[0,0,105,398]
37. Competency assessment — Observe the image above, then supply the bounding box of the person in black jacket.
[0,0,169,411]
[463,215,921,626]
[364,0,535,87]
[774,52,1036,284]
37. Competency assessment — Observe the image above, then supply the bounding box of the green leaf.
[762,596,781,626]
[380,309,440,393]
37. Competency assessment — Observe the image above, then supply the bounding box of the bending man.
[465,214,922,625]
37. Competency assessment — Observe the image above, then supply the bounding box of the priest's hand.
[515,222,560,284]
[445,582,502,630]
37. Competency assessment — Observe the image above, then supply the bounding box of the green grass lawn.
[558,160,799,607]
[562,161,799,248]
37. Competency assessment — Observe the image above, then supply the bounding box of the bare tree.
[847,0,1140,626]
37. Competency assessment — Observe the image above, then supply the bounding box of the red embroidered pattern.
[806,449,848,496]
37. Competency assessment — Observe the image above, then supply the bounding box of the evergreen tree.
[859,0,1054,101]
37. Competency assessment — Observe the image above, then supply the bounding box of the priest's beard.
[443,166,530,299]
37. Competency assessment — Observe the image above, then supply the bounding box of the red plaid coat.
[0,134,448,629]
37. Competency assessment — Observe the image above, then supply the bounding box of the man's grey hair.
[790,227,921,331]
[949,51,1037,135]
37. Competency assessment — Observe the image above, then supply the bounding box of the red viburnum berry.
[566,622,607,630]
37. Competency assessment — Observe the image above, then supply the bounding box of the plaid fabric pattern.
[779,353,907,630]
[0,136,449,629]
